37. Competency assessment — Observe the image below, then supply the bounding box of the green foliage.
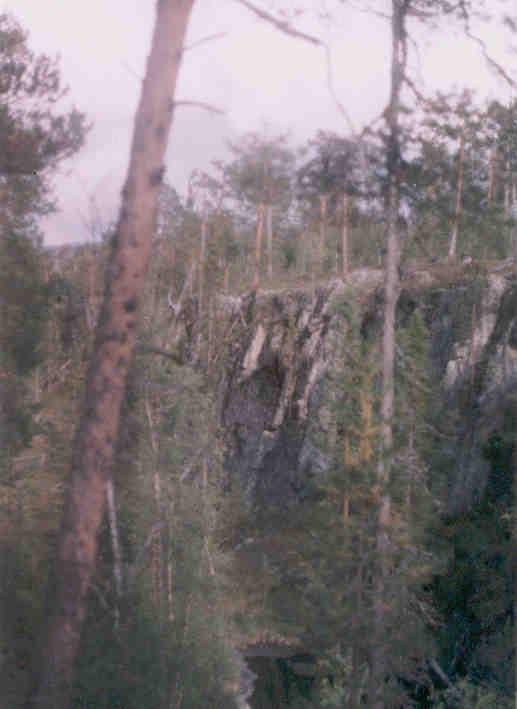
[0,232,49,374]
[223,130,295,215]
[73,344,240,708]
[245,300,440,705]
[430,430,514,705]
[0,12,88,233]
[0,10,87,476]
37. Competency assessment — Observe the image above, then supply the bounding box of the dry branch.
[173,99,226,115]
[235,0,322,46]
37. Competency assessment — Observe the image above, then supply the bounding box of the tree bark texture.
[25,2,195,706]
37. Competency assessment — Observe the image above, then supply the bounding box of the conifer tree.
[25,2,195,706]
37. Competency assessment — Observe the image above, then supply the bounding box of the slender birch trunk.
[448,132,465,261]
[25,3,195,706]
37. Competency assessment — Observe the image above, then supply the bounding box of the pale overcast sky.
[8,0,516,245]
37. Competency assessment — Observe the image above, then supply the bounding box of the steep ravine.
[214,262,517,705]
[218,263,517,514]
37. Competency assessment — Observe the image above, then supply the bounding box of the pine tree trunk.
[370,2,406,706]
[24,3,195,706]
[448,132,465,261]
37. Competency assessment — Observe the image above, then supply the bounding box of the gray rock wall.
[217,265,517,515]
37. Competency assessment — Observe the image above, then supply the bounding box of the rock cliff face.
[209,263,517,706]
[216,263,517,516]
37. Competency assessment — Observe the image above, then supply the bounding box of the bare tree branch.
[464,27,516,88]
[172,100,226,115]
[234,0,322,46]
[183,31,228,53]
[347,1,390,21]
[324,43,357,135]
[454,2,515,87]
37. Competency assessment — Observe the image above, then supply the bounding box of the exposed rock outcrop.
[217,263,517,515]
[218,273,381,508]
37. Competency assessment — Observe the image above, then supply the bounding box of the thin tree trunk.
[342,192,350,277]
[25,3,195,706]
[199,216,207,313]
[448,132,465,261]
[512,182,517,260]
[266,203,273,280]
[319,194,328,273]
[370,2,406,706]
[253,203,265,291]
[471,303,477,386]
[487,146,495,206]
[343,435,352,525]
[504,159,511,216]
[146,395,163,611]
[207,297,214,373]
